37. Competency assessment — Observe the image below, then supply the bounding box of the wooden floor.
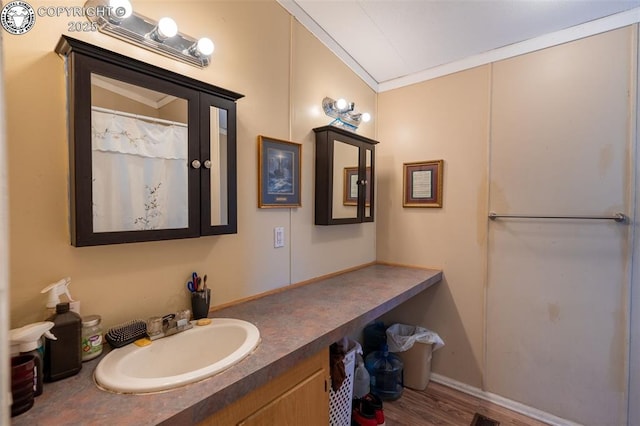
[383,381,550,426]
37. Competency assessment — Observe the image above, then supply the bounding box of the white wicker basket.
[329,340,357,426]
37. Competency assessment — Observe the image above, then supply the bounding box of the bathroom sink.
[94,318,260,394]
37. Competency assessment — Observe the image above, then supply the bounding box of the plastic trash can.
[398,341,433,390]
[385,323,444,391]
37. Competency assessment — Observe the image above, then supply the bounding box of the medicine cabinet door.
[57,36,243,246]
[313,126,378,225]
[200,93,237,235]
[363,145,374,222]
[332,140,360,221]
[74,53,201,246]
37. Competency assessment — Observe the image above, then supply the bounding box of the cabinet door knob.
[191,159,201,169]
[203,160,212,169]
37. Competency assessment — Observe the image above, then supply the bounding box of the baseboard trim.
[430,373,582,426]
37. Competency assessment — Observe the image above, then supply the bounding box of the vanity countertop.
[12,263,442,425]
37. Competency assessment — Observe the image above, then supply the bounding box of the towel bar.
[488,212,627,223]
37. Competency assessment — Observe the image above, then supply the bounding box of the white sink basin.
[94,318,260,394]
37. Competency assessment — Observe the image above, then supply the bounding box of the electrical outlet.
[274,227,285,248]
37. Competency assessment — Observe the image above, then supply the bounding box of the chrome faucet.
[147,311,193,340]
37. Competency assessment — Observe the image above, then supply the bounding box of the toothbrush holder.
[191,289,211,320]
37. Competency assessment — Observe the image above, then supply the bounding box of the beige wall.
[377,66,491,388]
[377,27,634,425]
[487,28,633,425]
[289,22,376,282]
[6,1,376,329]
[0,26,10,426]
[92,86,188,123]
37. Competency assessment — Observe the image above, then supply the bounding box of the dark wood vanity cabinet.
[55,36,243,246]
[313,126,378,225]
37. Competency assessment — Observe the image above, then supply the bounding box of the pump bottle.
[10,322,56,396]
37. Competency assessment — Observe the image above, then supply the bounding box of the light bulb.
[157,17,178,39]
[362,112,371,123]
[196,37,214,56]
[109,0,133,20]
[335,98,348,110]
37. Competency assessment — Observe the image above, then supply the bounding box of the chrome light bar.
[84,0,213,68]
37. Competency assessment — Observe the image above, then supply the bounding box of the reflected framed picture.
[403,160,444,208]
[258,135,301,208]
[344,167,371,206]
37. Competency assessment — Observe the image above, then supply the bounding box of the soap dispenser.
[10,321,56,396]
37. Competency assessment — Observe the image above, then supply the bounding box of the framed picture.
[258,135,302,208]
[343,167,371,206]
[403,160,444,208]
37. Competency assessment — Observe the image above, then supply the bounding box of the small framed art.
[403,160,444,208]
[344,166,371,206]
[258,135,302,208]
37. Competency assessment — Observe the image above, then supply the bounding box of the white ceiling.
[278,0,640,91]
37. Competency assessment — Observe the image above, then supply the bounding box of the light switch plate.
[274,227,285,248]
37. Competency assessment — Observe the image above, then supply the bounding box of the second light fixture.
[322,97,371,131]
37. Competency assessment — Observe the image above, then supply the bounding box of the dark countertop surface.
[12,263,442,425]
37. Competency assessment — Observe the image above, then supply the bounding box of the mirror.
[91,74,189,233]
[209,106,228,227]
[364,148,372,219]
[332,140,359,219]
[56,35,243,246]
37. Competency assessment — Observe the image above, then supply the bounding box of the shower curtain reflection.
[91,109,188,233]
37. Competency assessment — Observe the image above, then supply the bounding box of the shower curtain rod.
[488,212,627,223]
[92,106,188,128]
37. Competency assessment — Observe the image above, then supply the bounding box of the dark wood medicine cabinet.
[313,126,378,225]
[55,36,243,246]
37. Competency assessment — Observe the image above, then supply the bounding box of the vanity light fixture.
[322,97,371,131]
[189,37,215,58]
[106,0,132,23]
[335,98,349,110]
[149,17,178,42]
[84,0,214,68]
